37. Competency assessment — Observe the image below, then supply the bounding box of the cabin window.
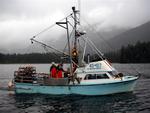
[84,74,96,80]
[89,63,101,69]
[84,73,109,80]
[108,71,114,76]
[96,74,109,79]
[108,71,118,77]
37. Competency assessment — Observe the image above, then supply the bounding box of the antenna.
[78,0,80,24]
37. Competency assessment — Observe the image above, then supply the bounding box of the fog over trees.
[0,41,150,63]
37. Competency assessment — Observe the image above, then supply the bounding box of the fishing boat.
[14,7,139,96]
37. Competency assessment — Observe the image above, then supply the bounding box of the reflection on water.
[13,93,138,113]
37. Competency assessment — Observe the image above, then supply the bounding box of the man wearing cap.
[50,62,57,78]
[57,63,64,78]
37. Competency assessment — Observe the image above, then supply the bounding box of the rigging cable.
[63,26,75,54]
[81,17,114,51]
[82,36,87,63]
[30,14,74,59]
[32,14,73,38]
[31,38,69,56]
[43,45,61,59]
[81,19,141,74]
[81,36,115,70]
[80,36,103,60]
[30,11,80,67]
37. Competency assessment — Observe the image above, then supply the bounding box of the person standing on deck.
[57,63,65,78]
[50,62,57,78]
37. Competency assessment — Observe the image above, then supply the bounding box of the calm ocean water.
[0,63,150,113]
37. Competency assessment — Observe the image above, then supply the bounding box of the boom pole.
[66,18,73,76]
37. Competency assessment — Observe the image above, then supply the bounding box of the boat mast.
[72,6,79,65]
[72,7,77,48]
[56,18,73,76]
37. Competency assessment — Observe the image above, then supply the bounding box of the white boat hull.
[15,77,138,96]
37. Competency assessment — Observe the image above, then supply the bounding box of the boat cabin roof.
[75,60,116,74]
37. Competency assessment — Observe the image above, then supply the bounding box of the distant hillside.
[105,21,150,50]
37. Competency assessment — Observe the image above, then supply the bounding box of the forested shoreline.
[0,41,150,64]
[0,53,63,64]
[105,41,150,63]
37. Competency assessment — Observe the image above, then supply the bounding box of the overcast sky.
[0,0,150,53]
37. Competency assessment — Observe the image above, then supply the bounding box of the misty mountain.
[105,21,150,51]
[1,21,150,54]
[83,25,129,53]
[0,26,129,54]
